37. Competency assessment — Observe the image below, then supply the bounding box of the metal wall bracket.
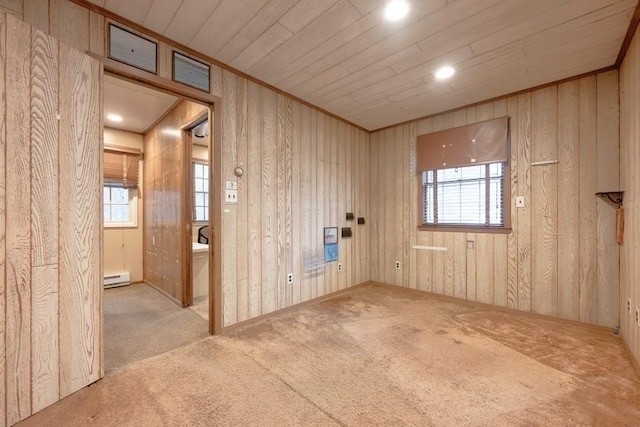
[595,191,624,208]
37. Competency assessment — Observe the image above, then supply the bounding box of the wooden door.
[1,13,102,426]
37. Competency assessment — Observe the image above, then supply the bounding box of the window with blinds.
[103,147,140,227]
[416,116,510,231]
[423,163,504,226]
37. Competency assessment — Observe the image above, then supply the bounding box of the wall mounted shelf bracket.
[595,191,624,208]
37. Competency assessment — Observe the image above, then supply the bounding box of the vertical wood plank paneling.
[49,0,89,52]
[453,233,466,299]
[275,95,288,309]
[222,70,238,325]
[30,266,58,411]
[493,100,508,308]
[261,87,278,313]
[307,108,317,299]
[400,124,409,288]
[58,42,101,398]
[338,121,347,290]
[408,121,417,289]
[557,80,580,321]
[143,101,205,303]
[247,80,262,318]
[30,27,59,413]
[299,104,310,301]
[620,30,639,366]
[361,129,371,282]
[236,76,249,322]
[0,14,6,427]
[315,112,325,296]
[23,0,48,32]
[596,71,620,327]
[348,126,356,288]
[579,76,598,324]
[370,69,618,329]
[88,11,104,57]
[531,87,558,317]
[517,93,532,312]
[328,118,338,292]
[476,234,494,304]
[5,15,31,424]
[506,96,519,309]
[290,100,300,304]
[369,132,379,281]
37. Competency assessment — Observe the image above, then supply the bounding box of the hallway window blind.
[104,150,140,188]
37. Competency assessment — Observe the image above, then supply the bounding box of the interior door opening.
[187,117,212,321]
[101,73,216,372]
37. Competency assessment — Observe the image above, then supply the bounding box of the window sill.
[104,222,138,229]
[418,225,512,234]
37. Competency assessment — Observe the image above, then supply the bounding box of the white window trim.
[104,187,138,229]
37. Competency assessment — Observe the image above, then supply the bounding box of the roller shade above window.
[104,149,140,188]
[416,116,509,172]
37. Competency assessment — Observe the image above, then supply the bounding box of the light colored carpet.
[103,283,209,372]
[190,295,209,321]
[18,283,640,426]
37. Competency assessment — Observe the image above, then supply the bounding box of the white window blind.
[423,162,504,226]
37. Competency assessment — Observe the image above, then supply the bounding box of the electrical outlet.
[628,298,632,315]
[287,273,293,284]
[395,261,401,270]
[225,189,238,203]
[337,263,343,272]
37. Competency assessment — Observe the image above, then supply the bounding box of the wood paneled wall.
[143,100,206,303]
[4,0,371,331]
[220,75,370,326]
[620,29,640,368]
[370,70,620,328]
[0,12,102,426]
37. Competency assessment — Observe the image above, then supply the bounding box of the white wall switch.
[225,181,237,190]
[225,189,238,203]
[515,196,525,208]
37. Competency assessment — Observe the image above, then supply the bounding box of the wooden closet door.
[1,13,102,426]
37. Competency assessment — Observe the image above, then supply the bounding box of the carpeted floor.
[103,283,209,372]
[190,295,209,321]
[18,282,640,426]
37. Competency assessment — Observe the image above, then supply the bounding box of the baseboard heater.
[104,272,131,289]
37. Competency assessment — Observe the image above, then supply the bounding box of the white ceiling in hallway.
[104,74,179,133]
[90,0,637,130]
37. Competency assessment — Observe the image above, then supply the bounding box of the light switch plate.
[225,181,237,190]
[516,196,525,208]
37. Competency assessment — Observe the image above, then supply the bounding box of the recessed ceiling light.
[107,113,123,123]
[435,66,456,80]
[385,0,409,22]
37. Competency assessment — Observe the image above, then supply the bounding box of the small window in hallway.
[194,162,209,222]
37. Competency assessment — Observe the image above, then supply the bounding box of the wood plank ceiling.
[89,0,637,130]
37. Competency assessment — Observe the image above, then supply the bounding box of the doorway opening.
[188,117,211,321]
[101,72,218,372]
